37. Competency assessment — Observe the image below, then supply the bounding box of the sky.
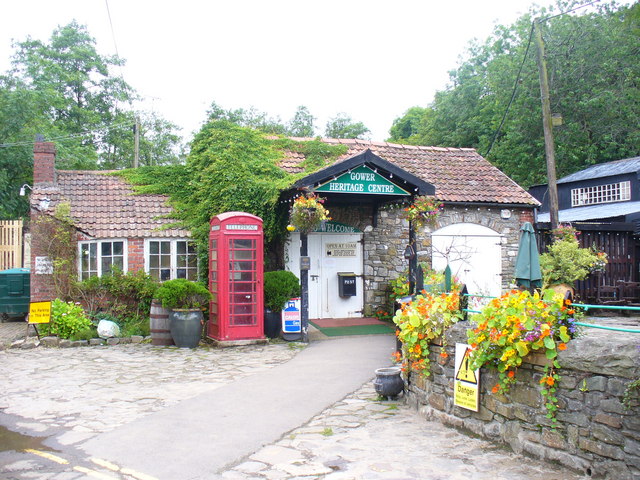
[0,0,566,143]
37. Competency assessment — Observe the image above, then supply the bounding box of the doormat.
[310,317,395,337]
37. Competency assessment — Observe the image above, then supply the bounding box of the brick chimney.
[33,134,56,185]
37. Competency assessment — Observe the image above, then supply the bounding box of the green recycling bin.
[0,268,30,320]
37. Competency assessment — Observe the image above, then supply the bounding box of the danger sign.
[453,343,480,412]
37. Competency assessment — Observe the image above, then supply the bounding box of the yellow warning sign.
[455,347,477,384]
[29,301,51,324]
[453,343,480,412]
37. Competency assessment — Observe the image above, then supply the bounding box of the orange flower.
[558,343,567,351]
[491,384,500,394]
[507,370,515,378]
[440,351,448,359]
[546,377,555,386]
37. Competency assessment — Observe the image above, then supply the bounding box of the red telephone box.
[208,212,264,341]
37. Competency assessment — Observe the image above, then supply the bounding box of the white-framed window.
[145,239,198,282]
[571,181,631,207]
[79,240,127,280]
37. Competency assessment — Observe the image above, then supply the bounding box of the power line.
[0,120,135,148]
[483,0,603,158]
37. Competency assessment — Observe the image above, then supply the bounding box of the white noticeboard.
[35,256,53,275]
[453,343,480,412]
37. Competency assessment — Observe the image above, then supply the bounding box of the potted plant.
[402,196,443,230]
[263,270,301,338]
[155,279,212,348]
[289,193,330,233]
[539,226,601,296]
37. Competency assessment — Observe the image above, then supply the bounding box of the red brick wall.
[33,142,56,185]
[128,238,145,272]
[518,208,535,223]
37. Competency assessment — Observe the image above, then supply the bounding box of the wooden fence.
[537,222,638,303]
[0,220,24,270]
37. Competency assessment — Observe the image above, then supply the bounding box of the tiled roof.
[31,171,189,239]
[279,138,539,206]
[30,138,536,238]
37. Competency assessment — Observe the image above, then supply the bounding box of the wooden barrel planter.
[150,299,174,346]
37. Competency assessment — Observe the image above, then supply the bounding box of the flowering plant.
[402,196,442,229]
[590,248,608,273]
[467,289,578,425]
[540,226,599,287]
[393,291,463,375]
[289,193,330,233]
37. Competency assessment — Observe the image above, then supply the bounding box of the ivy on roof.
[116,120,347,253]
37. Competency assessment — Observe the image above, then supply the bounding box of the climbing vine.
[118,120,348,256]
[30,202,78,300]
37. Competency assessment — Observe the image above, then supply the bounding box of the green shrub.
[540,236,598,287]
[77,269,159,326]
[70,326,97,341]
[42,299,93,339]
[264,271,300,312]
[155,279,211,309]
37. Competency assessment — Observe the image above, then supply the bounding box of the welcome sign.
[315,165,410,196]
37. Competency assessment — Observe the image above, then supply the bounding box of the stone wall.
[406,321,640,479]
[362,204,534,315]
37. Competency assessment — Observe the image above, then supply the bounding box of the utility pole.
[133,117,140,168]
[534,19,559,230]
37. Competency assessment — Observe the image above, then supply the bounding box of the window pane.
[187,270,197,281]
[233,250,254,260]
[177,241,186,254]
[113,242,123,256]
[177,268,186,279]
[113,257,124,270]
[150,241,159,255]
[187,243,196,254]
[101,242,112,256]
[160,269,171,281]
[160,242,170,254]
[161,255,171,268]
[102,257,112,275]
[233,239,254,249]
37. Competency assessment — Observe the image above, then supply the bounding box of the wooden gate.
[0,220,24,270]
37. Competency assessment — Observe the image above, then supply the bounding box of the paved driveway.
[0,338,586,479]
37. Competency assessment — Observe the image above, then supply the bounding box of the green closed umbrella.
[514,222,542,289]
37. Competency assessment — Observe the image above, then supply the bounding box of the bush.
[264,271,300,312]
[42,299,93,339]
[540,231,598,286]
[155,279,211,310]
[77,270,159,333]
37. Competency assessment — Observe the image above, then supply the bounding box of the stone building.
[28,137,539,321]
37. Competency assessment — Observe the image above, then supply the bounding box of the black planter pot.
[373,366,404,399]
[264,308,281,339]
[169,309,203,348]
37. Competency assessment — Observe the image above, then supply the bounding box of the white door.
[431,223,502,300]
[285,233,364,319]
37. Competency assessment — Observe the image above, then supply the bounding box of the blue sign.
[282,298,301,333]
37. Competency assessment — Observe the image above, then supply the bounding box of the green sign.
[315,165,409,195]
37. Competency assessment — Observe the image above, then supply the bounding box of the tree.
[206,101,287,135]
[287,105,315,137]
[324,113,370,139]
[388,1,640,187]
[0,21,185,217]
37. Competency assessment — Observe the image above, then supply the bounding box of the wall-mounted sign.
[226,224,258,231]
[34,256,53,275]
[453,343,480,411]
[29,301,51,324]
[313,221,362,234]
[326,242,357,257]
[315,165,410,196]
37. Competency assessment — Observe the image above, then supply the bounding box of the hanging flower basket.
[402,196,443,230]
[289,193,330,233]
